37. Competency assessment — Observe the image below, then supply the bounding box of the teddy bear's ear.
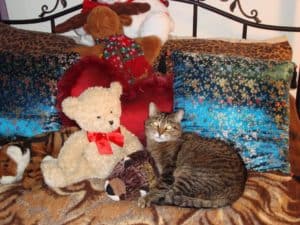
[110,82,123,97]
[62,97,80,120]
[119,14,132,26]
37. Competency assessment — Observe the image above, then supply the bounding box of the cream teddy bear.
[41,82,143,188]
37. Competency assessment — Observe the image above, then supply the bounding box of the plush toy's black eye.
[110,110,113,114]
[97,116,101,119]
[124,158,133,168]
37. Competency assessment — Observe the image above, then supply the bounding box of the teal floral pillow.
[0,51,80,138]
[172,51,294,173]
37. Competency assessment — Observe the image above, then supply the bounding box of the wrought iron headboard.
[1,0,300,114]
[1,0,300,37]
[0,4,82,33]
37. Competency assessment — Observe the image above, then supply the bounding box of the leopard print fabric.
[0,22,77,56]
[153,38,292,74]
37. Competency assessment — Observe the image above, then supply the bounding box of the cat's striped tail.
[163,194,236,208]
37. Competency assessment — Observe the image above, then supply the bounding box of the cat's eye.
[166,125,172,130]
[152,121,159,127]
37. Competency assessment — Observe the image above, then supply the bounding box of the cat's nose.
[109,120,114,125]
[158,129,164,136]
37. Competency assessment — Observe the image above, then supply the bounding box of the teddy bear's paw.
[42,155,54,162]
[42,170,67,188]
[41,159,67,188]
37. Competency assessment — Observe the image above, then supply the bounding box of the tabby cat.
[138,103,248,208]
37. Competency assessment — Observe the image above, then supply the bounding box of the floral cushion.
[0,51,80,138]
[154,37,292,74]
[172,51,294,173]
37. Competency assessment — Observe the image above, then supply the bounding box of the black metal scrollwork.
[198,0,261,23]
[39,0,68,18]
[38,0,260,23]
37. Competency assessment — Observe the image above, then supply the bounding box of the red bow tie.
[87,128,124,155]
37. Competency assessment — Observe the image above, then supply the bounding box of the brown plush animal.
[105,150,159,201]
[54,2,151,33]
[69,6,162,65]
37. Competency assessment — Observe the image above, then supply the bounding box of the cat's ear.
[174,109,184,122]
[149,102,159,116]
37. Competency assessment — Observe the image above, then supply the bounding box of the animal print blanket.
[0,96,299,225]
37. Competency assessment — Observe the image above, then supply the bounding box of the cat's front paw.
[137,196,151,208]
[137,191,165,208]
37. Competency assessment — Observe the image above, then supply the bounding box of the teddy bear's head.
[62,82,122,133]
[84,5,132,41]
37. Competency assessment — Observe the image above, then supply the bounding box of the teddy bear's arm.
[120,126,143,154]
[83,143,123,178]
[57,131,89,174]
[134,35,162,65]
[68,44,104,58]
